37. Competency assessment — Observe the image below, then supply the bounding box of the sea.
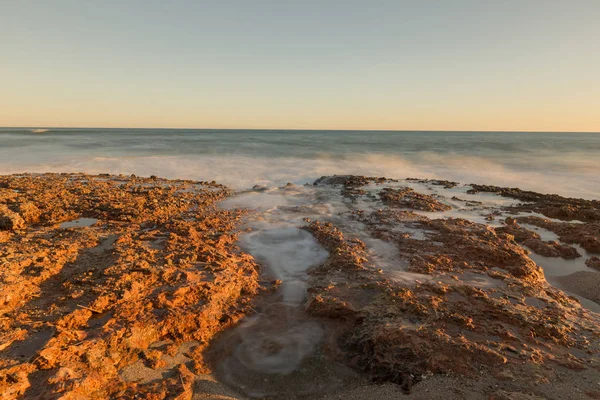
[1,128,599,199]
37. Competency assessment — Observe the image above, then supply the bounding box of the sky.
[1,0,599,131]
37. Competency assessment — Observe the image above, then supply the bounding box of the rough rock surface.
[515,216,600,254]
[2,173,600,399]
[495,218,581,259]
[379,187,452,212]
[0,206,25,231]
[0,173,261,398]
[586,257,600,271]
[314,175,397,200]
[406,178,459,189]
[304,176,600,397]
[467,184,600,222]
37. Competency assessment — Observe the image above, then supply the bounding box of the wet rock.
[379,187,451,212]
[468,184,600,222]
[252,184,268,192]
[407,178,459,189]
[522,239,581,259]
[496,219,581,259]
[586,256,600,270]
[313,175,391,187]
[496,218,539,241]
[304,213,599,394]
[516,216,600,254]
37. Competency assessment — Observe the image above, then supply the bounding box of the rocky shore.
[306,176,600,399]
[0,173,261,398]
[1,173,599,399]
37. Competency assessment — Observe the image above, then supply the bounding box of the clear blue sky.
[1,0,599,131]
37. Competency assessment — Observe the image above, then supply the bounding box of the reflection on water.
[60,218,98,228]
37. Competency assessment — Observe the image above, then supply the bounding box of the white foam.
[238,227,328,305]
[1,152,598,199]
[226,315,323,375]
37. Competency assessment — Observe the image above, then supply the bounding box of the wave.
[0,152,598,199]
[30,128,50,133]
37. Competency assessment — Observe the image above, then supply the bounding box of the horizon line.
[1,125,599,134]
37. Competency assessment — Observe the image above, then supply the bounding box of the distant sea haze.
[1,128,599,199]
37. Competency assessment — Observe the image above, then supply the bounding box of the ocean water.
[1,128,599,198]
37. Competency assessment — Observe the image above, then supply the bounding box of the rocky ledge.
[1,173,600,400]
[305,175,600,399]
[0,173,261,398]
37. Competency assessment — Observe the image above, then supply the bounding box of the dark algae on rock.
[303,176,600,398]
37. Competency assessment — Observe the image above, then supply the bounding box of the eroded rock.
[0,206,25,231]
[0,173,261,398]
[301,176,600,394]
[305,219,600,393]
[496,218,581,259]
[586,256,600,271]
[379,187,451,212]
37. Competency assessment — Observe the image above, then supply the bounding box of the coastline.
[1,173,599,399]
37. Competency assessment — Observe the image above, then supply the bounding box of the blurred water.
[1,128,598,198]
